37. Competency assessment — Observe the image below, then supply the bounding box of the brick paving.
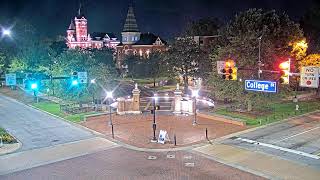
[0,147,265,180]
[82,114,247,148]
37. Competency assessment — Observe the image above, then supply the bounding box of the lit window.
[139,49,143,56]
[146,49,150,58]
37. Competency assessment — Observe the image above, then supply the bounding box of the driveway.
[0,94,93,151]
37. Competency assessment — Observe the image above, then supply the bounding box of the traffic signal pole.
[152,97,157,142]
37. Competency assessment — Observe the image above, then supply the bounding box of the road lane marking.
[274,126,320,143]
[236,137,320,160]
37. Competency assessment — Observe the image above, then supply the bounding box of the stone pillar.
[173,83,183,114]
[131,83,141,113]
[117,97,125,115]
[188,99,195,115]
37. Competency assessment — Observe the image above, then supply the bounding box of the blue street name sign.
[245,80,277,93]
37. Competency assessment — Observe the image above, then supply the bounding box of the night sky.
[0,0,317,40]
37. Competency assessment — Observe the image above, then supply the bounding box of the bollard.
[205,128,208,140]
[174,134,177,146]
[111,124,114,139]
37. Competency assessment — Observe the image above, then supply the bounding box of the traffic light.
[279,60,290,84]
[229,67,238,80]
[71,72,79,86]
[31,83,38,90]
[221,59,237,80]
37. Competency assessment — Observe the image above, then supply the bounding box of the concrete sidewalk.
[194,143,320,180]
[0,137,118,176]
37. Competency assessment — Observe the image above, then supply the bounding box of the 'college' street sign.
[245,80,277,93]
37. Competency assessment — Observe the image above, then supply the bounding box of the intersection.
[1,93,320,179]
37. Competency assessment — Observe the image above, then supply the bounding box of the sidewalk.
[194,143,320,180]
[0,143,20,155]
[0,137,118,176]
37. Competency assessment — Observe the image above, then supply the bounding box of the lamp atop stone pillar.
[173,83,183,114]
[131,83,141,113]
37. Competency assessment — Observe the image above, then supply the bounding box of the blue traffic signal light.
[31,83,38,90]
[71,80,79,86]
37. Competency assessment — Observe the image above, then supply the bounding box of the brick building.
[116,6,167,67]
[66,9,120,49]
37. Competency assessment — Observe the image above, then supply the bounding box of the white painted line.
[236,137,320,160]
[183,155,192,159]
[147,155,157,160]
[274,126,320,143]
[167,154,175,159]
[185,162,195,167]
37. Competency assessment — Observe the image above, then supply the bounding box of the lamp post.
[90,79,96,103]
[31,82,38,103]
[106,91,113,126]
[192,89,199,125]
[258,36,262,79]
[151,94,158,142]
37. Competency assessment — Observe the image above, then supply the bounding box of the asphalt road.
[223,111,320,169]
[0,94,93,151]
[0,147,265,180]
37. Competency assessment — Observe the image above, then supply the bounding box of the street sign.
[245,80,277,93]
[300,66,319,88]
[77,72,87,84]
[158,130,169,144]
[5,73,16,86]
[217,61,225,74]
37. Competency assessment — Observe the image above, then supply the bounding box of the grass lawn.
[215,100,320,126]
[32,102,99,123]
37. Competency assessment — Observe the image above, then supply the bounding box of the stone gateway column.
[173,84,183,114]
[131,83,141,113]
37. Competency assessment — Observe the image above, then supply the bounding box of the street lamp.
[90,79,96,103]
[151,94,157,142]
[31,82,38,103]
[192,89,199,125]
[106,91,113,126]
[2,28,11,37]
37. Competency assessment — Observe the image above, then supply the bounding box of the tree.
[300,1,320,53]
[146,51,166,87]
[164,37,208,93]
[123,55,144,78]
[209,9,304,109]
[184,17,221,36]
[0,53,6,76]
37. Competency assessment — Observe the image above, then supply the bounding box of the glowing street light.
[71,80,78,86]
[2,29,11,37]
[30,82,39,103]
[31,83,38,90]
[192,89,199,125]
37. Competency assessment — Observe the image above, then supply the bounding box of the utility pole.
[258,36,262,79]
[151,96,157,142]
